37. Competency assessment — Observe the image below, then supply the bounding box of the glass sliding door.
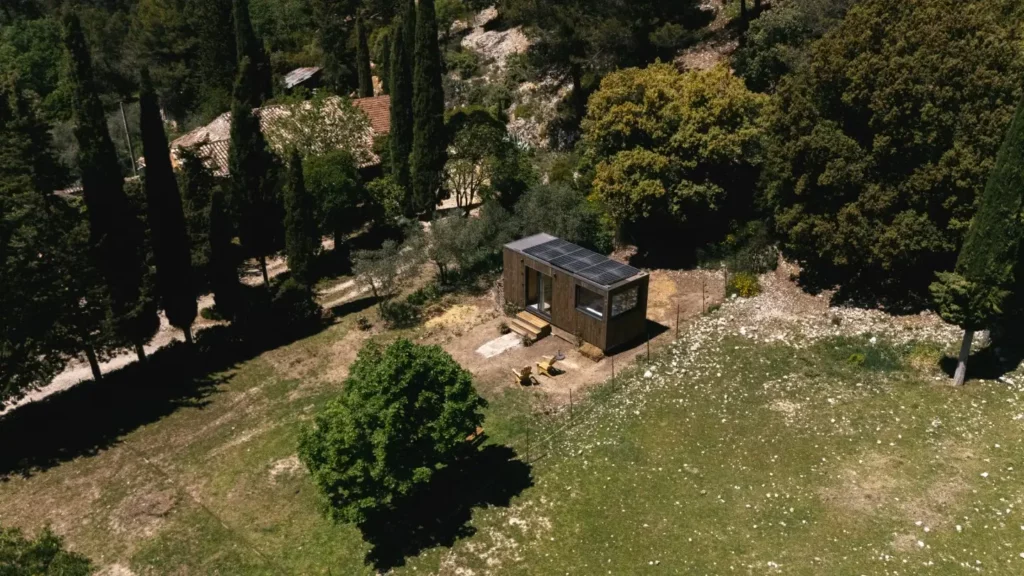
[526,268,552,317]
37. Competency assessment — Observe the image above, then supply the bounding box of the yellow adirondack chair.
[512,366,536,386]
[536,355,558,378]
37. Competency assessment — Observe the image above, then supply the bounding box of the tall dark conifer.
[284,150,318,285]
[410,0,447,217]
[233,0,273,106]
[0,90,114,385]
[208,184,240,317]
[932,96,1024,385]
[0,89,68,400]
[312,0,356,93]
[228,56,277,287]
[139,68,198,344]
[356,15,374,98]
[187,0,237,116]
[63,11,158,362]
[390,0,415,213]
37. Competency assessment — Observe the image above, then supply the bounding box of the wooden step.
[509,317,543,337]
[517,311,550,331]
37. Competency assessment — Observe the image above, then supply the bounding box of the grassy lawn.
[2,291,1024,574]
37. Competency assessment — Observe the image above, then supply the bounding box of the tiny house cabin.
[503,234,649,353]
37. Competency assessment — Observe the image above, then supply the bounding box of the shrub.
[0,525,93,575]
[297,339,487,525]
[407,283,443,307]
[356,316,373,331]
[446,47,481,79]
[380,300,421,328]
[271,278,323,337]
[499,321,510,334]
[503,301,522,317]
[727,272,761,298]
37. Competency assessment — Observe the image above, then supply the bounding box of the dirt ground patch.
[821,448,973,532]
[821,452,903,516]
[111,487,178,539]
[268,455,304,483]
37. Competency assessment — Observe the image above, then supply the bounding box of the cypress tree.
[228,56,277,287]
[63,12,159,362]
[284,150,319,285]
[187,0,237,116]
[208,184,240,318]
[931,97,1024,386]
[233,0,273,106]
[377,28,392,95]
[356,15,374,98]
[410,0,448,217]
[312,0,355,94]
[139,68,198,344]
[390,0,415,213]
[0,89,114,385]
[0,89,66,400]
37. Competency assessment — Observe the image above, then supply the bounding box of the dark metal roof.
[518,237,642,287]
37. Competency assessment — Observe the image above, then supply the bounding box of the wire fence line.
[498,352,652,467]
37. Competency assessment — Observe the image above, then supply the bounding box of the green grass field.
[2,303,1023,574]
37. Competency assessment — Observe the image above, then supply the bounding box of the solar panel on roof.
[520,237,640,286]
[549,250,605,273]
[578,260,641,286]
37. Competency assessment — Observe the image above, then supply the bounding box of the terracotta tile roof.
[353,95,391,135]
[168,95,391,178]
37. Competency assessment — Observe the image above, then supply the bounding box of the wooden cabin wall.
[504,246,650,352]
[550,272,575,335]
[502,248,525,307]
[605,276,650,351]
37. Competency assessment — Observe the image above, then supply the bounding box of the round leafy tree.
[298,339,487,524]
[582,63,767,254]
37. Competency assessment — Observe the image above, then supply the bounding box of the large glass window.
[611,286,639,317]
[576,286,605,319]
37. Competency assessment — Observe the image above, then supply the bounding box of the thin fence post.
[702,277,706,313]
[569,388,573,422]
[675,303,680,338]
[526,418,530,463]
[646,330,651,363]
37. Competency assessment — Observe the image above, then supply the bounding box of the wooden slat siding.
[572,277,609,350]
[605,275,650,352]
[551,270,575,335]
[502,248,526,308]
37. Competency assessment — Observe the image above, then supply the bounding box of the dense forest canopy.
[3,0,1024,404]
[764,0,1024,305]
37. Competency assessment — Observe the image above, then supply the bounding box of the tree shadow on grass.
[0,317,330,480]
[938,333,1024,382]
[357,444,533,571]
[329,295,378,319]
